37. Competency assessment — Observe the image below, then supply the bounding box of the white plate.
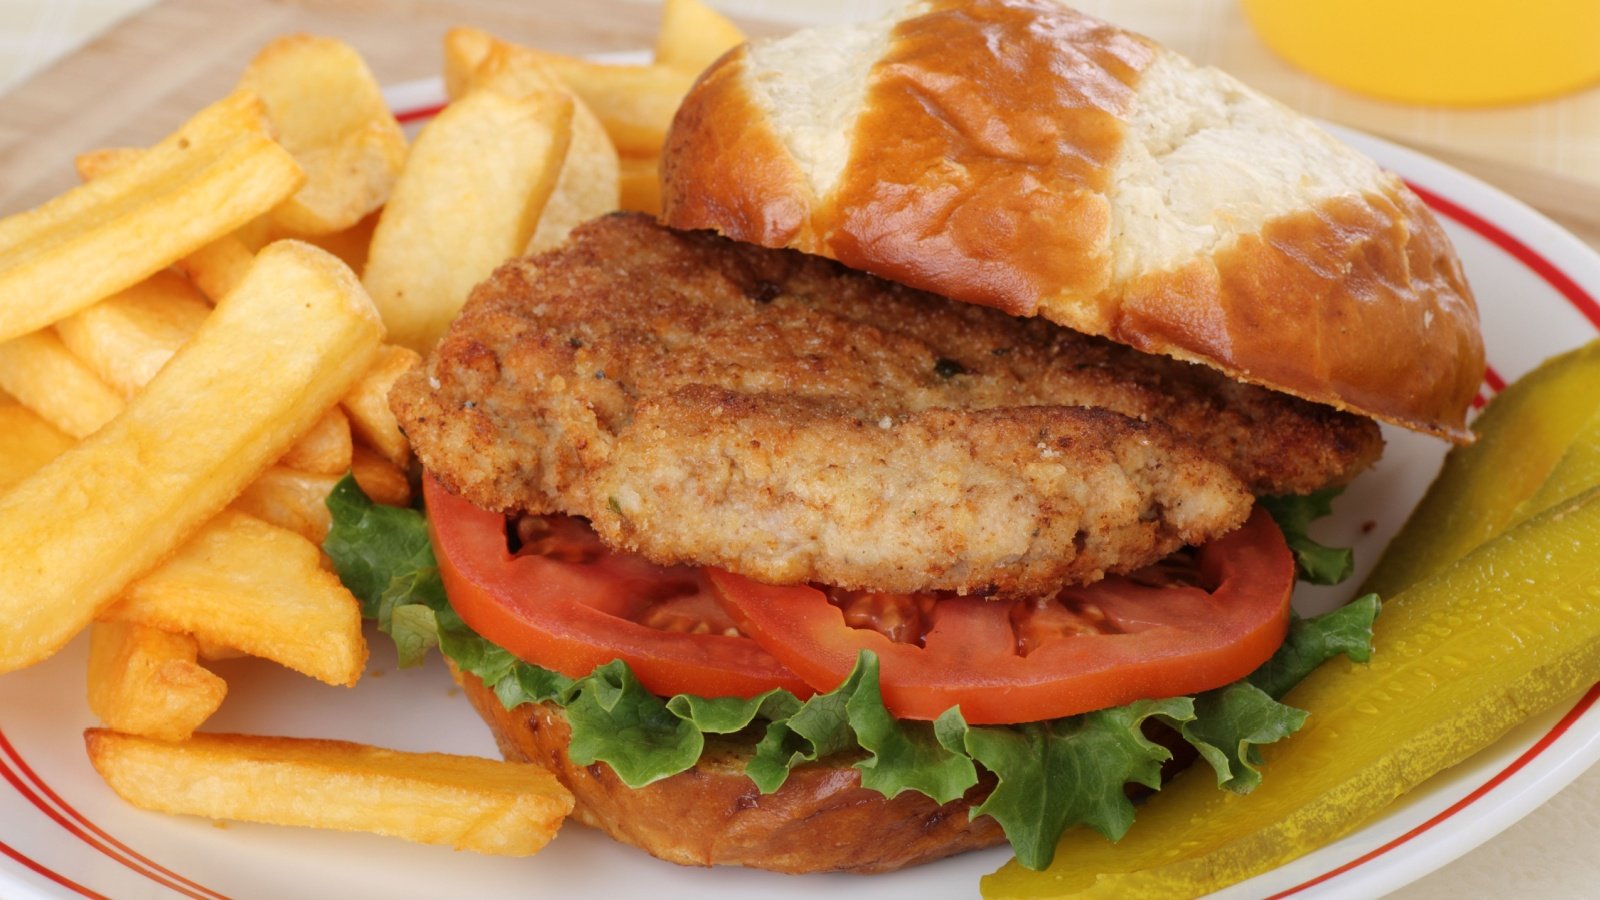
[3,80,1599,899]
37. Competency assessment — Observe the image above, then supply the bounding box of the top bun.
[660,0,1484,442]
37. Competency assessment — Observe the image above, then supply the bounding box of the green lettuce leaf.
[1261,487,1355,585]
[387,603,441,668]
[847,655,979,803]
[1172,594,1382,792]
[948,698,1195,869]
[1175,681,1307,794]
[563,660,703,786]
[745,657,864,792]
[1249,593,1381,700]
[323,476,445,625]
[324,474,1381,871]
[666,689,802,734]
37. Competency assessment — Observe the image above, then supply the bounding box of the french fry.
[230,466,340,545]
[54,271,210,399]
[363,76,574,351]
[178,234,256,303]
[87,622,226,742]
[654,0,747,74]
[239,35,408,237]
[0,90,302,343]
[0,241,382,673]
[73,147,265,304]
[85,729,573,855]
[442,28,620,253]
[302,209,379,278]
[0,329,124,438]
[54,270,351,474]
[341,343,419,467]
[530,53,695,157]
[351,445,412,507]
[618,154,663,216]
[195,637,246,662]
[73,146,143,181]
[524,88,618,252]
[102,511,366,687]
[441,26,495,101]
[0,401,73,491]
[277,407,353,476]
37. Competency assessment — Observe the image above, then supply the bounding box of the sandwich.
[330,0,1484,875]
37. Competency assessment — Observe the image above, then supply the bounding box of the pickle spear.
[982,486,1600,899]
[1362,340,1600,598]
[1509,405,1600,527]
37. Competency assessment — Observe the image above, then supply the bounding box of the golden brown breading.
[392,214,1378,594]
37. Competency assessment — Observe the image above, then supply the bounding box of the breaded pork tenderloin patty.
[392,213,1380,596]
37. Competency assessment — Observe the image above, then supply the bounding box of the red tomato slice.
[709,507,1295,724]
[424,475,812,699]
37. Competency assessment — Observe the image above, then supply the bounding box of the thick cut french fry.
[277,407,353,476]
[0,401,73,491]
[442,29,620,253]
[85,729,573,855]
[196,636,246,661]
[239,35,408,237]
[230,466,340,545]
[363,80,574,351]
[531,53,695,157]
[341,343,419,467]
[54,271,210,399]
[52,267,345,474]
[0,241,382,673]
[178,234,256,303]
[351,445,412,507]
[102,511,366,687]
[72,147,259,306]
[73,146,143,182]
[618,154,663,216]
[87,622,226,742]
[0,90,302,343]
[442,26,495,101]
[0,329,124,438]
[302,209,379,278]
[654,0,747,74]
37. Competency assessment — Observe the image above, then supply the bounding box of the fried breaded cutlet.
[392,213,1382,596]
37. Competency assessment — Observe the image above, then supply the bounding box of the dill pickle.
[1362,339,1600,598]
[1509,405,1600,527]
[982,487,1600,900]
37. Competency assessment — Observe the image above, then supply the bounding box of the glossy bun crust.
[661,0,1484,441]
[457,671,1005,873]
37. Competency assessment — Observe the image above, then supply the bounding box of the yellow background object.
[1240,0,1600,106]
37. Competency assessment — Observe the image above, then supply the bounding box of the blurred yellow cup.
[1240,0,1600,106]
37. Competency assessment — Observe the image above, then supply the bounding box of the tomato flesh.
[709,508,1295,724]
[424,475,812,699]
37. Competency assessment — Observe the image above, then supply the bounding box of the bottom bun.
[456,670,1006,873]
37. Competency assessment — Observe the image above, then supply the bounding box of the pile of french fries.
[0,0,741,857]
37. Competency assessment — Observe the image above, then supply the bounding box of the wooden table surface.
[0,2,1596,899]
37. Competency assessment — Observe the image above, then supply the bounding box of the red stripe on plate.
[395,102,444,124]
[1267,682,1600,899]
[1472,364,1504,411]
[0,730,226,900]
[0,837,106,900]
